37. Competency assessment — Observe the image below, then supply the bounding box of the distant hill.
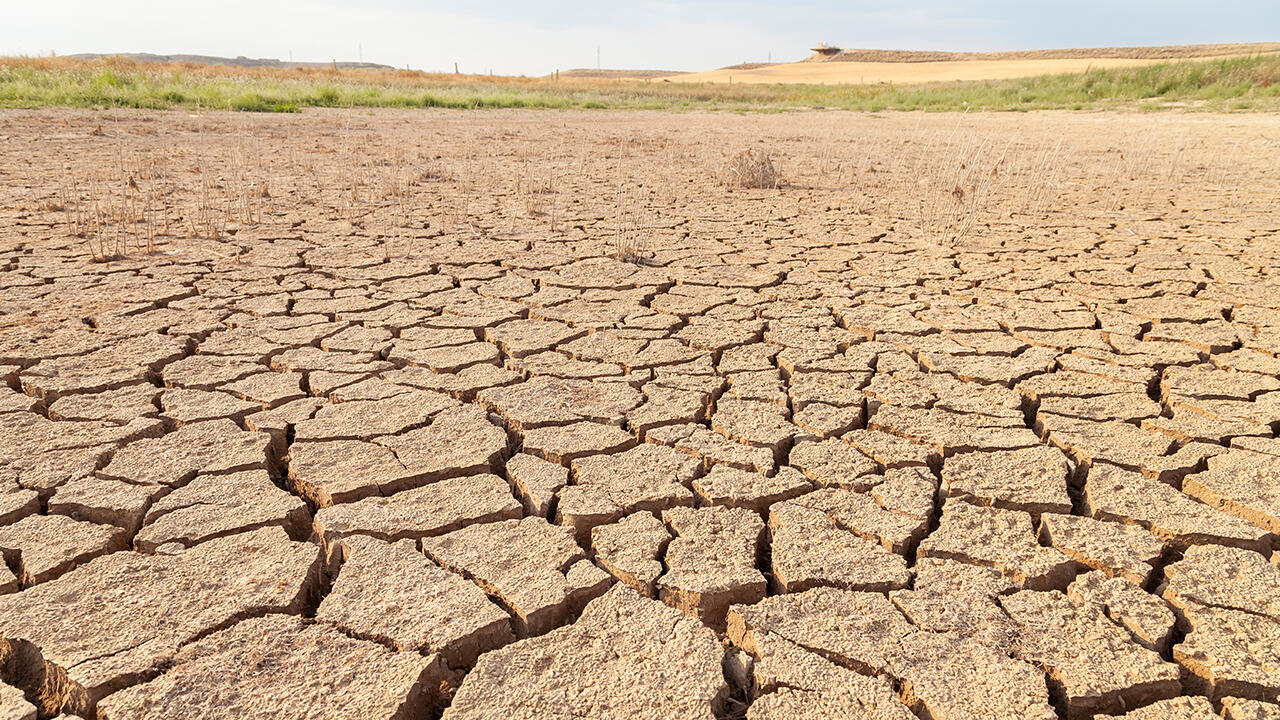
[64,53,393,70]
[718,63,777,71]
[668,42,1280,86]
[807,42,1280,63]
[556,68,687,79]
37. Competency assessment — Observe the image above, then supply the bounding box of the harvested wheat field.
[0,107,1279,720]
[668,56,1253,85]
[667,42,1280,85]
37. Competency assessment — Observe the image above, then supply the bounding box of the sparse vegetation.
[29,102,1277,265]
[1,53,1278,112]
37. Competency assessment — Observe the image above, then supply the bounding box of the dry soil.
[0,108,1278,720]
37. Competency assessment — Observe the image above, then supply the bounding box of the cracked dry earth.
[1,108,1279,720]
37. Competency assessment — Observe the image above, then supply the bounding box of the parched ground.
[0,108,1278,720]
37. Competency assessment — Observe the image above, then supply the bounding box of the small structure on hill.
[810,43,842,57]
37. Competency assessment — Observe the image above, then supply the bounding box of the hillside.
[808,42,1280,63]
[65,53,392,71]
[1,51,1276,112]
[670,42,1280,85]
[557,69,687,79]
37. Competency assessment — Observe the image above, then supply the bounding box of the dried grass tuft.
[722,148,780,189]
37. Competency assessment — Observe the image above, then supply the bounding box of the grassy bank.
[0,52,1277,112]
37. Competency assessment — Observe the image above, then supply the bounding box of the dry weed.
[611,183,645,263]
[722,148,780,189]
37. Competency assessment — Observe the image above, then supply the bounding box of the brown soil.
[0,107,1278,719]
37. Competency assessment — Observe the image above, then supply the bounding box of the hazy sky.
[6,1,1278,74]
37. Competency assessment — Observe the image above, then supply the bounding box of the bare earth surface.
[0,107,1278,720]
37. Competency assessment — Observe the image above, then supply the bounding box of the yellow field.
[662,53,1267,85]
